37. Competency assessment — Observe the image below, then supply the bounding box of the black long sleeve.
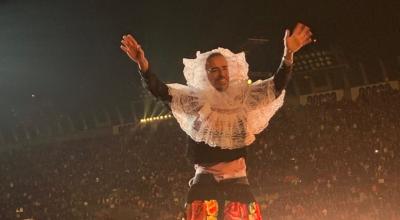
[272,60,294,96]
[138,67,172,103]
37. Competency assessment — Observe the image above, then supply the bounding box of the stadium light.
[140,114,174,124]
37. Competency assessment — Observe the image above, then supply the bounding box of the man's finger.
[122,40,133,48]
[124,37,137,48]
[120,45,128,53]
[284,29,290,40]
[121,39,129,47]
[293,22,304,35]
[127,34,139,46]
[304,38,313,46]
[125,37,143,52]
[301,26,310,38]
[126,34,136,42]
[122,38,138,51]
[122,35,130,45]
[121,45,135,56]
[120,45,131,56]
[121,42,134,52]
[121,45,137,61]
[121,35,136,48]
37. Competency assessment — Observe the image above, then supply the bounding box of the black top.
[138,60,293,164]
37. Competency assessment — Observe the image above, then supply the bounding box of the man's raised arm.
[273,23,313,96]
[120,34,171,102]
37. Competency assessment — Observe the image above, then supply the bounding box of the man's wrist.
[282,54,293,65]
[283,47,294,56]
[138,60,149,73]
[282,49,294,65]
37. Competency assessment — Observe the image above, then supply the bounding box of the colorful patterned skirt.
[184,174,262,220]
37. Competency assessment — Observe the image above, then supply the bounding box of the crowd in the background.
[0,85,399,220]
[306,91,337,105]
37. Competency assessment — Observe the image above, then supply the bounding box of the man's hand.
[283,23,314,60]
[120,34,149,72]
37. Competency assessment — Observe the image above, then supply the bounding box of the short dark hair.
[206,52,223,63]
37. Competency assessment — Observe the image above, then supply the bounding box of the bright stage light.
[140,114,173,124]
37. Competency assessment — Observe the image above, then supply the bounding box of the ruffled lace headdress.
[167,48,285,149]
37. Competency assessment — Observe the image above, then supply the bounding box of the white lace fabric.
[167,48,285,149]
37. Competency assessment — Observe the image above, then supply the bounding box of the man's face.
[206,55,229,91]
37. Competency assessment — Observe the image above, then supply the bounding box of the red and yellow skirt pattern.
[185,200,262,220]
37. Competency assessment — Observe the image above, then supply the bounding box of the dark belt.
[189,173,249,187]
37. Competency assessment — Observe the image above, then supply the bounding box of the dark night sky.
[0,0,399,115]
